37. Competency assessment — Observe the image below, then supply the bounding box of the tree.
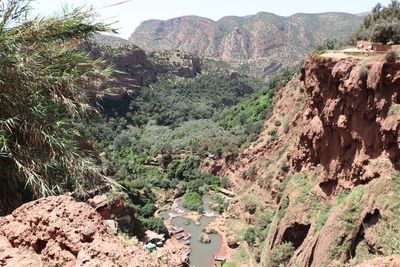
[354,0,400,44]
[0,0,114,214]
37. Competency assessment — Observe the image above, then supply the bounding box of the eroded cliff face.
[292,57,399,191]
[281,57,400,267]
[206,56,400,267]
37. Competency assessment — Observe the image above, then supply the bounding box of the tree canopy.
[354,0,400,44]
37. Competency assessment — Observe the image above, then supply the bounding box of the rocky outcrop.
[292,57,400,192]
[0,195,187,267]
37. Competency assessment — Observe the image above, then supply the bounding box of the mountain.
[129,12,363,77]
[93,33,130,47]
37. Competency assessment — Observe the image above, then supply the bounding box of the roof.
[143,230,165,243]
[145,243,157,249]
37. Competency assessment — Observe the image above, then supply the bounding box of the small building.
[356,41,392,52]
[374,44,392,52]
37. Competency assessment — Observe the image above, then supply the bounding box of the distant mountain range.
[128,12,363,77]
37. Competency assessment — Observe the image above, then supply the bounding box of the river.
[160,194,223,267]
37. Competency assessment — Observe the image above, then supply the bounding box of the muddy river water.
[160,194,223,267]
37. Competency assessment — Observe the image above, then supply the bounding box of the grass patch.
[314,204,332,234]
[233,244,250,264]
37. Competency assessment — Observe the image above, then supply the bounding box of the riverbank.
[208,214,233,263]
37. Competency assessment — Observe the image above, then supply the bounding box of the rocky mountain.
[129,12,363,77]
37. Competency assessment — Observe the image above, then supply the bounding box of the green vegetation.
[113,74,256,128]
[221,176,231,189]
[183,192,203,212]
[0,0,113,215]
[274,120,282,127]
[254,209,274,241]
[371,171,400,255]
[354,0,400,44]
[388,103,400,115]
[213,193,229,213]
[385,50,398,61]
[265,242,295,267]
[339,186,365,230]
[314,205,332,234]
[243,228,257,247]
[244,199,258,214]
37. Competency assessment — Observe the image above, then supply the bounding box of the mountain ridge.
[132,11,364,28]
[129,12,363,78]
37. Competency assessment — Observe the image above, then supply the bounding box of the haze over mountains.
[128,12,363,77]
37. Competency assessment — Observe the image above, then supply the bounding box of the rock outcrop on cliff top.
[0,195,187,267]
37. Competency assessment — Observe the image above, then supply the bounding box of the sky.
[32,0,391,39]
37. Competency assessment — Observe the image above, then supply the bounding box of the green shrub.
[244,199,257,214]
[268,128,278,136]
[283,121,289,134]
[0,0,113,214]
[266,242,295,267]
[243,228,257,247]
[241,165,257,180]
[388,104,400,115]
[254,209,274,240]
[213,194,228,213]
[385,50,398,62]
[221,176,231,189]
[141,203,157,218]
[267,135,278,143]
[141,217,168,235]
[274,120,282,127]
[182,192,204,212]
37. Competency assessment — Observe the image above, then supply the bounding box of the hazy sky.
[32,0,391,39]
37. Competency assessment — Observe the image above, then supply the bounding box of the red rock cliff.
[265,56,400,267]
[292,57,399,193]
